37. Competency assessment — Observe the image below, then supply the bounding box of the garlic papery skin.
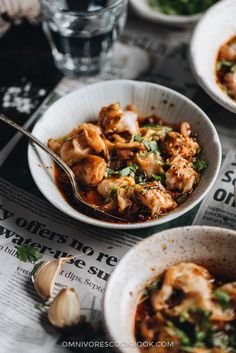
[33,255,84,300]
[34,259,64,300]
[48,288,81,328]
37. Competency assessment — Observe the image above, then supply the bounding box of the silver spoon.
[0,113,127,222]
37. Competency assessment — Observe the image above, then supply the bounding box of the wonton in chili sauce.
[216,36,236,101]
[135,262,236,352]
[48,104,207,222]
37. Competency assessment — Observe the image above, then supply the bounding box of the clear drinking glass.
[41,0,128,76]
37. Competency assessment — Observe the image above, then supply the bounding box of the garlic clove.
[33,255,83,300]
[48,288,80,328]
[34,258,63,300]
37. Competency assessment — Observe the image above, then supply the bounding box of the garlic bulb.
[48,288,81,328]
[34,258,64,300]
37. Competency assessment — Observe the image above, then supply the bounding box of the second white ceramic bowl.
[103,225,236,353]
[129,0,201,27]
[190,0,236,114]
[28,80,221,229]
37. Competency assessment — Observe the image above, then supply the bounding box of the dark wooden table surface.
[0,22,62,149]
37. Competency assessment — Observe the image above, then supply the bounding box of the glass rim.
[41,0,127,17]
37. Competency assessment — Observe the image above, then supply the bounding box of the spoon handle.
[0,113,79,194]
[0,113,127,222]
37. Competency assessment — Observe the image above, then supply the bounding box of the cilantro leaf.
[135,171,148,185]
[132,135,159,153]
[179,310,190,323]
[119,164,139,177]
[132,134,143,142]
[191,306,211,320]
[231,63,236,73]
[142,123,162,128]
[16,245,43,263]
[143,140,159,153]
[167,321,191,346]
[152,175,162,182]
[151,173,166,182]
[216,60,234,71]
[63,136,72,142]
[193,159,208,172]
[143,123,172,133]
[149,0,217,16]
[104,167,117,178]
[214,289,231,310]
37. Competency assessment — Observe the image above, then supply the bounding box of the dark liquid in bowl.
[54,164,153,224]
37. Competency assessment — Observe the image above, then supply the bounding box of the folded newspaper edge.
[193,149,236,229]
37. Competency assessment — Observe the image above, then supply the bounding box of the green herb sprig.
[119,164,139,177]
[132,135,159,153]
[149,0,217,16]
[214,289,231,310]
[16,245,43,263]
[193,159,208,172]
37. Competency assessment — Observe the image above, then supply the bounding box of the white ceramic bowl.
[28,80,221,229]
[190,0,236,114]
[103,225,236,353]
[129,0,203,27]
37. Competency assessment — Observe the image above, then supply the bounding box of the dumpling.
[59,139,90,166]
[135,182,176,217]
[135,152,164,177]
[116,148,134,160]
[48,139,64,155]
[166,155,198,193]
[72,155,107,186]
[116,110,140,135]
[163,130,200,160]
[79,123,108,156]
[219,42,236,61]
[224,72,236,99]
[48,123,108,167]
[210,282,236,321]
[97,177,135,213]
[150,263,212,315]
[99,103,139,135]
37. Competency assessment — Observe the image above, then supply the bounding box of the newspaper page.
[0,177,140,353]
[0,37,151,353]
[193,150,236,229]
[0,22,236,353]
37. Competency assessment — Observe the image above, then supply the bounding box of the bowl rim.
[28,79,222,230]
[103,225,236,353]
[129,0,203,26]
[41,0,126,17]
[189,0,236,114]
